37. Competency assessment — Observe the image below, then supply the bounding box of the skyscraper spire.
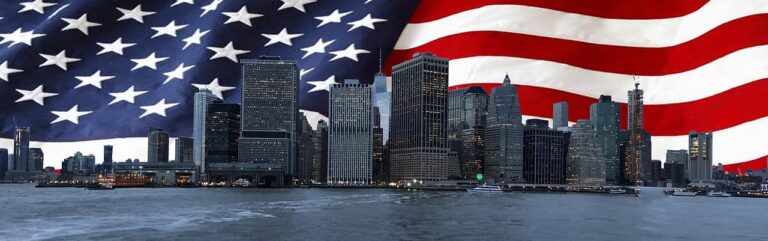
[503,72,511,86]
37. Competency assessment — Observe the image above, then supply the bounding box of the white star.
[61,13,101,35]
[0,61,23,82]
[15,85,57,105]
[307,75,336,93]
[140,99,179,118]
[151,21,187,38]
[171,0,194,7]
[315,9,351,27]
[96,38,135,55]
[207,41,250,63]
[182,29,210,50]
[347,14,387,31]
[329,44,370,62]
[300,38,335,59]
[192,78,235,99]
[222,6,262,27]
[130,53,168,71]
[0,28,45,47]
[162,63,194,84]
[261,28,303,47]
[278,0,317,13]
[200,0,223,17]
[109,86,147,105]
[300,68,314,79]
[117,4,155,23]
[365,0,373,3]
[18,0,56,14]
[50,105,92,125]
[74,70,114,89]
[39,50,80,70]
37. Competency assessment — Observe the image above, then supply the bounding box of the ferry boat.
[607,187,626,194]
[706,191,732,197]
[467,184,503,193]
[672,190,698,196]
[232,178,252,188]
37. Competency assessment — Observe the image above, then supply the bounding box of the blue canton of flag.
[0,0,418,141]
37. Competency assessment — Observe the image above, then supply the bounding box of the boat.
[86,181,114,190]
[467,184,503,193]
[672,190,698,196]
[607,187,626,194]
[232,178,252,188]
[707,191,732,197]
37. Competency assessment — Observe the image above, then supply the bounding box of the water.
[0,184,765,241]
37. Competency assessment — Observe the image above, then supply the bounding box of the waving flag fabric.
[0,0,765,172]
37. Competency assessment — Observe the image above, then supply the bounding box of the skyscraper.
[553,102,569,130]
[328,80,373,184]
[390,53,449,181]
[461,127,484,180]
[0,148,7,179]
[372,107,386,183]
[448,87,488,135]
[590,95,621,184]
[297,113,316,184]
[29,148,43,171]
[373,62,391,143]
[205,103,241,165]
[13,127,29,172]
[666,149,689,179]
[625,83,645,185]
[664,161,686,188]
[566,120,606,186]
[193,89,220,169]
[689,131,713,181]
[448,88,467,136]
[523,119,570,184]
[175,137,193,162]
[148,128,169,163]
[239,57,300,178]
[103,145,113,172]
[485,74,525,183]
[317,120,329,183]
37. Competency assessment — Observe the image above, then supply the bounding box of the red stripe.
[411,0,708,23]
[450,78,768,136]
[723,156,768,174]
[388,14,768,76]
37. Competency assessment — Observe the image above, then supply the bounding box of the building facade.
[689,131,713,181]
[147,128,169,163]
[327,80,373,184]
[485,74,525,183]
[296,113,316,184]
[239,57,300,178]
[523,119,570,184]
[175,137,193,163]
[589,95,621,184]
[666,149,689,179]
[29,148,43,171]
[566,120,606,186]
[373,69,391,143]
[193,89,220,170]
[13,127,30,171]
[625,83,645,185]
[104,145,113,172]
[553,102,569,130]
[664,162,686,187]
[0,149,7,179]
[205,103,241,165]
[372,107,386,183]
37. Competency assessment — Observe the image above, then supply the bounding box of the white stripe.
[395,0,768,49]
[520,115,768,167]
[449,44,768,104]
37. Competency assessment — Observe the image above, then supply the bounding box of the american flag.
[0,0,765,173]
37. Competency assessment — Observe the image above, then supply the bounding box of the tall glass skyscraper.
[193,89,219,171]
[103,145,113,172]
[390,53,449,181]
[590,95,621,184]
[327,80,373,184]
[13,127,29,172]
[373,69,391,143]
[239,57,300,177]
[523,119,569,184]
[553,102,569,130]
[485,74,525,183]
[29,148,43,171]
[625,83,645,185]
[147,127,169,163]
[688,131,713,181]
[205,103,241,164]
[566,120,606,186]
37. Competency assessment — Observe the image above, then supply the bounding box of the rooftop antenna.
[378,48,383,73]
[633,75,640,89]
[12,116,17,128]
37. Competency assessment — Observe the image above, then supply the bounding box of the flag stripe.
[399,1,768,49]
[410,0,708,23]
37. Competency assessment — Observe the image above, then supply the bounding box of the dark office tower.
[448,88,467,136]
[390,52,449,181]
[523,119,570,184]
[447,137,465,179]
[317,120,329,183]
[175,137,193,162]
[553,102,568,130]
[310,125,324,183]
[373,107,386,183]
[296,113,316,184]
[448,87,488,136]
[589,95,621,185]
[193,89,220,170]
[103,145,113,172]
[651,160,662,181]
[239,57,300,178]
[664,162,686,187]
[206,103,241,165]
[485,74,525,183]
[461,128,484,180]
[0,148,7,179]
[625,83,645,185]
[665,149,689,178]
[328,80,373,184]
[147,128,169,163]
[13,127,30,172]
[29,148,43,171]
[566,120,606,186]
[689,131,713,181]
